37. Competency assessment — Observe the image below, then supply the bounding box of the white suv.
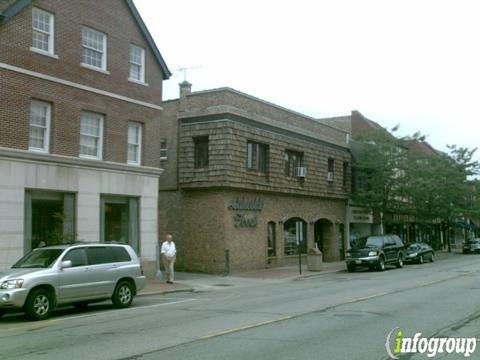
[0,243,146,320]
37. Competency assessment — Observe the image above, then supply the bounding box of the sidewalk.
[138,250,463,297]
[138,260,346,297]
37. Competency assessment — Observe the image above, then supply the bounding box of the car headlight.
[368,251,378,256]
[409,252,417,257]
[0,279,24,289]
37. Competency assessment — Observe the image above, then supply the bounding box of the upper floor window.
[32,7,54,55]
[160,139,168,161]
[82,27,107,71]
[284,150,303,177]
[80,112,103,159]
[129,44,145,83]
[328,158,335,182]
[29,100,51,153]
[128,122,142,165]
[194,136,209,169]
[246,141,268,173]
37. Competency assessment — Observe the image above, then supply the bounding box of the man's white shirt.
[161,241,176,258]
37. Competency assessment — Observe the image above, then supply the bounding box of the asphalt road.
[2,253,480,360]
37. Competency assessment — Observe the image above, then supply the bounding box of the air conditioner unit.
[295,167,307,177]
[327,172,334,182]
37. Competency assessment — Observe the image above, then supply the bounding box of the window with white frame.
[29,100,51,152]
[160,139,168,161]
[128,122,142,165]
[80,112,103,159]
[32,7,54,54]
[129,44,145,83]
[81,27,107,70]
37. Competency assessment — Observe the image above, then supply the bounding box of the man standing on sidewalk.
[161,234,176,284]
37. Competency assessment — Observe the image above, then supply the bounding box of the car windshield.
[12,249,64,269]
[355,236,383,248]
[408,244,422,251]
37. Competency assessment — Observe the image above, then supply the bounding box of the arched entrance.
[283,218,307,256]
[314,219,335,261]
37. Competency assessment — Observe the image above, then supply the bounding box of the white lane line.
[62,299,199,321]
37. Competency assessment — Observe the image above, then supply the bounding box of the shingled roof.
[0,0,171,79]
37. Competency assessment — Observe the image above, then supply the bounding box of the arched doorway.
[283,218,307,256]
[314,219,335,261]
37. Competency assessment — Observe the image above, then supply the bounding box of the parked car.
[405,242,435,264]
[462,239,480,254]
[0,243,146,321]
[345,234,405,272]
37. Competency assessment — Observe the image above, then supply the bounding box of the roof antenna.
[174,65,202,82]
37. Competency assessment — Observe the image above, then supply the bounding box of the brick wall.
[0,69,162,167]
[165,188,346,273]
[0,0,163,105]
[0,0,165,167]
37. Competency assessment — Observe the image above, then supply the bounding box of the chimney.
[179,80,192,99]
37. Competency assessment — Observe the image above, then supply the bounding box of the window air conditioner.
[327,172,334,182]
[295,167,307,177]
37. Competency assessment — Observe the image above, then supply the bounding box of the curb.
[138,287,194,297]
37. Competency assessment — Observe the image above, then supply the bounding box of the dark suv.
[345,234,405,272]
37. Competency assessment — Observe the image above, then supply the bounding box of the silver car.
[0,243,146,320]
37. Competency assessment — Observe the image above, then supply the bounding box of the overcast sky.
[135,0,479,161]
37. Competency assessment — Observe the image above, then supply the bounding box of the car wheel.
[396,254,404,268]
[112,281,134,308]
[347,265,356,272]
[25,289,53,321]
[419,255,424,264]
[430,252,435,262]
[377,256,385,271]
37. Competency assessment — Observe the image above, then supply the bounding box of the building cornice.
[0,147,163,177]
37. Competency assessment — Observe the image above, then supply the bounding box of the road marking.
[61,298,199,321]
[0,298,198,332]
[200,316,292,340]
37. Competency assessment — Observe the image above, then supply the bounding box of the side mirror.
[61,260,72,269]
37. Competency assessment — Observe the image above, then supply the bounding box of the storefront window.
[100,195,139,254]
[24,190,76,252]
[283,218,307,255]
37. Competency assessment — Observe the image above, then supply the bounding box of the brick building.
[324,110,447,248]
[159,82,351,273]
[0,0,171,275]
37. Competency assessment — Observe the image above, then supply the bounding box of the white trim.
[0,62,163,110]
[32,7,54,55]
[28,100,51,153]
[81,26,107,71]
[80,62,110,75]
[127,121,142,165]
[79,112,103,160]
[129,44,145,83]
[128,78,149,87]
[29,47,59,59]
